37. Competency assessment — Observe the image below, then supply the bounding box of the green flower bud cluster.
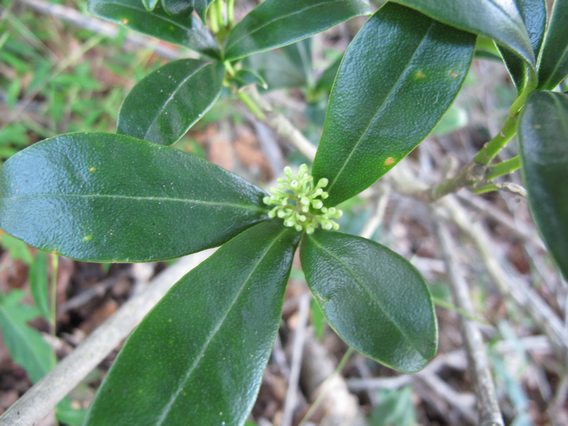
[263,164,342,234]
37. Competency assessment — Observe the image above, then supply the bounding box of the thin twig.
[281,293,311,426]
[441,196,568,353]
[435,220,504,426]
[0,250,214,426]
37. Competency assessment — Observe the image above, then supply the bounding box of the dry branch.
[435,220,504,426]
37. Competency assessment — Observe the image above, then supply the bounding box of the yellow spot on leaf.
[448,70,460,79]
[384,157,396,167]
[121,18,129,24]
[89,166,97,173]
[415,70,426,80]
[83,235,93,242]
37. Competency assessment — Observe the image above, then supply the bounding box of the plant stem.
[208,1,219,34]
[473,112,520,166]
[50,253,59,335]
[486,155,521,180]
[226,0,234,28]
[214,0,225,29]
[238,90,266,120]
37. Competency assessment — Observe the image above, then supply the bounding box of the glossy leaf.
[500,0,546,90]
[313,4,475,206]
[301,231,437,373]
[29,251,50,320]
[224,0,372,61]
[118,59,224,145]
[0,291,55,383]
[88,0,218,56]
[392,0,535,67]
[85,221,298,425]
[519,91,568,279]
[0,133,268,262]
[537,0,568,89]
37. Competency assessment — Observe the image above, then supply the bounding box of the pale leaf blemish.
[448,70,460,79]
[88,166,97,173]
[384,157,396,167]
[83,234,93,242]
[121,18,129,25]
[415,70,426,80]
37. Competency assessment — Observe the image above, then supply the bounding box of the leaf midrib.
[2,193,265,213]
[308,235,430,360]
[326,21,436,194]
[155,228,287,425]
[143,62,211,140]
[226,0,345,54]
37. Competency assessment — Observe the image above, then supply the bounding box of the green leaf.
[232,68,268,90]
[519,91,568,280]
[301,231,437,373]
[0,291,55,383]
[392,0,535,67]
[29,252,50,321]
[88,0,219,56]
[224,0,372,61]
[161,0,193,16]
[84,221,299,425]
[141,0,159,11]
[0,233,33,265]
[370,386,417,426]
[190,0,214,20]
[313,4,475,206]
[0,133,268,262]
[244,41,312,91]
[499,0,546,91]
[537,0,568,90]
[56,398,87,426]
[118,59,224,145]
[432,106,468,136]
[313,54,342,96]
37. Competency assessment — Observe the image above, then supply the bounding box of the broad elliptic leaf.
[224,0,372,61]
[84,221,298,425]
[392,0,535,67]
[537,0,568,90]
[313,4,475,206]
[0,133,268,262]
[301,231,437,373]
[499,0,546,91]
[0,291,55,383]
[118,59,224,145]
[519,91,568,280]
[89,0,219,56]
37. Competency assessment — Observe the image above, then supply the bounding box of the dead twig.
[281,294,311,426]
[435,220,504,426]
